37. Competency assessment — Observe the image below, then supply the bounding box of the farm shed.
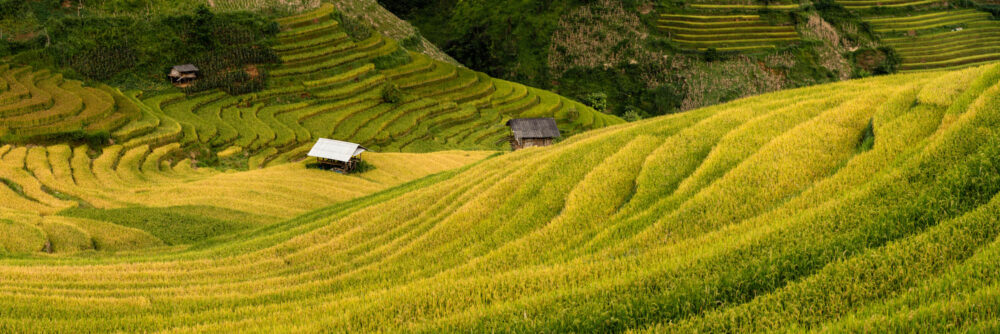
[168,64,199,86]
[307,138,367,173]
[505,118,561,151]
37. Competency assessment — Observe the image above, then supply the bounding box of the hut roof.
[307,138,367,163]
[172,64,199,73]
[506,118,561,140]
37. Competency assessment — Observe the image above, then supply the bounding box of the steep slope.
[0,4,620,163]
[382,0,1000,117]
[0,63,997,331]
[845,3,1000,71]
[380,0,886,117]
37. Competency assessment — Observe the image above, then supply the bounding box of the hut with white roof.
[307,138,367,173]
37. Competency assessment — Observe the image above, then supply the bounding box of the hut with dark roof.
[505,118,561,151]
[168,64,200,87]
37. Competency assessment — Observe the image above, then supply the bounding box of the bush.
[622,107,642,122]
[0,0,26,19]
[702,48,721,62]
[372,48,412,70]
[382,82,403,104]
[582,92,608,112]
[334,11,372,41]
[851,47,901,77]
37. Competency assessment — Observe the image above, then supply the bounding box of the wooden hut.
[307,138,367,173]
[505,118,561,151]
[168,64,200,87]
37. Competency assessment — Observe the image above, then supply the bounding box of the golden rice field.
[0,43,998,332]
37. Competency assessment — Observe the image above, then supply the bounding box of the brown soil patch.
[245,65,260,79]
[638,3,654,15]
[855,49,886,71]
[13,31,39,42]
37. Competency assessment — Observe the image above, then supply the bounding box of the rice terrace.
[0,0,999,332]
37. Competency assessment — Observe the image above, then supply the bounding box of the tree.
[381,82,403,104]
[192,5,215,52]
[583,92,608,112]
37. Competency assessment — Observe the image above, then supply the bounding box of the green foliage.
[559,64,684,117]
[582,92,607,112]
[811,0,877,45]
[400,34,423,50]
[372,48,412,70]
[0,0,27,19]
[0,178,25,198]
[851,46,902,77]
[381,81,403,104]
[622,106,642,122]
[2,5,280,91]
[702,48,722,63]
[857,119,875,152]
[60,206,261,245]
[333,11,372,41]
[1,130,110,147]
[353,158,375,173]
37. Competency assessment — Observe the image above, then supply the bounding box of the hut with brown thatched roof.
[168,64,199,87]
[505,118,561,151]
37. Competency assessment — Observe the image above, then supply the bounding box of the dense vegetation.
[379,0,997,119]
[0,2,279,92]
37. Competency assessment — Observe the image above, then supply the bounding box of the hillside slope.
[0,4,621,163]
[846,2,1000,71]
[0,63,998,331]
[385,0,1000,117]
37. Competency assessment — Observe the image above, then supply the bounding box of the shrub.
[382,82,403,104]
[372,48,412,70]
[851,47,901,77]
[582,92,608,112]
[622,107,642,122]
[334,11,373,41]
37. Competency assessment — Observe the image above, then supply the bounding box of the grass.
[59,206,266,245]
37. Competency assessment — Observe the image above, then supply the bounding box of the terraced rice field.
[0,56,998,331]
[835,0,944,10]
[656,1,801,51]
[684,0,802,10]
[846,4,1000,71]
[0,4,620,165]
[0,66,139,141]
[0,143,491,251]
[3,3,1000,332]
